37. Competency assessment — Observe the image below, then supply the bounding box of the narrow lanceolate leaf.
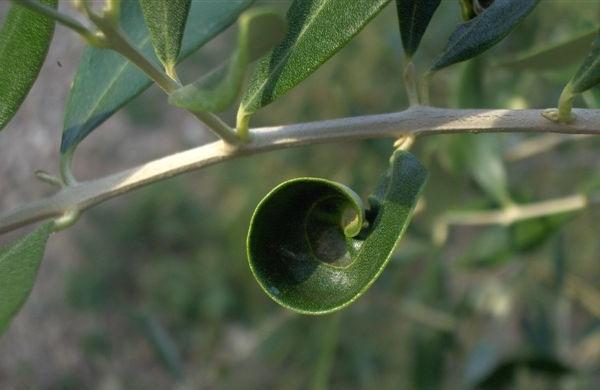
[139,0,191,77]
[496,28,598,71]
[0,222,53,335]
[238,0,390,128]
[431,0,541,71]
[0,0,57,131]
[169,9,286,113]
[61,0,254,154]
[247,150,428,314]
[570,31,600,94]
[395,0,441,58]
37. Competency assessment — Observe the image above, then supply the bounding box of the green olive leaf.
[247,150,428,314]
[0,0,57,132]
[61,0,254,154]
[168,8,286,113]
[430,0,541,72]
[395,0,441,58]
[495,27,599,72]
[139,0,191,77]
[237,0,391,131]
[0,222,53,335]
[569,30,600,94]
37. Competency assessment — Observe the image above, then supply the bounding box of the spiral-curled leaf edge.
[247,150,428,315]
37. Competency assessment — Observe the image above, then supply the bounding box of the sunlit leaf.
[247,150,427,314]
[139,0,191,76]
[169,8,286,113]
[431,0,540,71]
[395,0,441,58]
[238,0,390,130]
[0,0,57,131]
[61,0,253,153]
[0,222,53,335]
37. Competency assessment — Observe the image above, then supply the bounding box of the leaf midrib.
[573,34,600,89]
[0,225,48,268]
[71,35,152,130]
[435,0,532,68]
[243,0,330,108]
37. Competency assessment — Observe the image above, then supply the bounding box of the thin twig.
[1,107,600,235]
[505,133,593,161]
[433,193,589,245]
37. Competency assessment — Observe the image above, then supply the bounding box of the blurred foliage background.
[2,1,600,389]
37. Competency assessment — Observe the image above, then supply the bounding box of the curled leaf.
[431,0,540,72]
[0,0,57,131]
[139,0,191,77]
[0,222,53,335]
[168,8,286,113]
[395,0,442,58]
[247,150,428,314]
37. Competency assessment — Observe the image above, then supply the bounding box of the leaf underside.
[61,0,254,153]
[396,0,441,57]
[431,0,541,71]
[0,0,57,132]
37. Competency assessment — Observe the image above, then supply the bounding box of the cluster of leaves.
[0,1,599,375]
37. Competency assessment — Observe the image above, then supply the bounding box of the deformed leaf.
[238,0,391,130]
[496,27,598,72]
[168,8,286,113]
[61,0,254,153]
[570,30,600,94]
[431,0,541,71]
[139,0,191,77]
[395,0,441,58]
[0,222,53,335]
[0,0,57,131]
[247,150,428,314]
